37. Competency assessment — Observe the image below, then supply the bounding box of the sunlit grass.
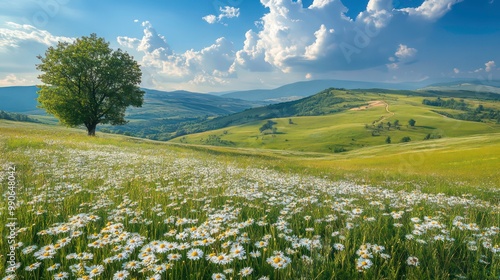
[172,94,500,154]
[1,120,499,279]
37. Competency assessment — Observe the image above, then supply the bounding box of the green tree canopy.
[36,34,144,135]
[408,119,416,127]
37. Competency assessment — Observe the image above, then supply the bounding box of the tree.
[401,136,411,143]
[36,34,144,136]
[408,119,416,127]
[259,120,277,133]
[385,136,391,144]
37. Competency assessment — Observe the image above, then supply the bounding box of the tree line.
[0,110,40,123]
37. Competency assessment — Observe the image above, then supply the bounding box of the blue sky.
[0,0,498,92]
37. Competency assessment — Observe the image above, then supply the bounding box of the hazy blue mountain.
[421,80,500,94]
[0,86,44,114]
[0,86,267,118]
[220,79,423,101]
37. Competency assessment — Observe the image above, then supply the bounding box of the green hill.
[172,89,500,153]
[0,86,266,140]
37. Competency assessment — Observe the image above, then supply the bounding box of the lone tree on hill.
[408,118,416,127]
[36,34,144,136]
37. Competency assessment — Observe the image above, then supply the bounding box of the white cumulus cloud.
[0,22,74,50]
[357,0,393,28]
[117,21,236,89]
[387,44,417,70]
[203,6,240,25]
[395,44,418,61]
[399,0,464,20]
[485,60,496,72]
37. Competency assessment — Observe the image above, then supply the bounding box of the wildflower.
[5,262,20,274]
[53,272,69,280]
[411,217,421,223]
[255,240,268,248]
[152,264,168,273]
[250,250,261,258]
[47,263,61,271]
[56,237,71,247]
[25,262,41,271]
[22,245,38,255]
[113,270,130,280]
[87,265,104,277]
[380,253,391,260]
[123,260,141,271]
[371,244,385,253]
[167,253,182,261]
[352,208,363,215]
[333,243,345,251]
[239,267,253,277]
[406,256,419,266]
[266,251,291,269]
[230,244,246,259]
[356,258,373,271]
[2,275,16,280]
[212,273,226,280]
[187,248,203,260]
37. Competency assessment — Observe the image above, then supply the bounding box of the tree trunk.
[87,123,97,136]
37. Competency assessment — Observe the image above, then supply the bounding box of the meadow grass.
[173,94,499,154]
[0,120,499,280]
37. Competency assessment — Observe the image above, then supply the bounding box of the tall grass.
[0,121,499,279]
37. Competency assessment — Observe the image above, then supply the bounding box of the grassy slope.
[172,94,499,153]
[2,120,498,200]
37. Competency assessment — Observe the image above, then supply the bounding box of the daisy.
[21,245,38,255]
[123,260,141,271]
[87,265,104,277]
[25,262,41,271]
[406,256,420,266]
[356,258,373,271]
[249,251,261,258]
[266,252,291,269]
[187,248,203,260]
[167,253,182,261]
[53,272,69,280]
[212,273,226,280]
[239,267,253,277]
[47,263,61,271]
[230,244,246,259]
[333,243,345,251]
[352,208,363,215]
[255,240,268,248]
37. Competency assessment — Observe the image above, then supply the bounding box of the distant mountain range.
[0,86,266,117]
[1,79,499,140]
[421,80,500,94]
[220,79,424,101]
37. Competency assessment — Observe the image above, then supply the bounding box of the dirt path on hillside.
[350,100,386,111]
[351,100,395,122]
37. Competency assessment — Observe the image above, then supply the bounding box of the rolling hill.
[220,79,424,101]
[171,88,500,153]
[0,86,267,140]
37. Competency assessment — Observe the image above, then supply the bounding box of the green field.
[0,120,499,279]
[172,93,500,154]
